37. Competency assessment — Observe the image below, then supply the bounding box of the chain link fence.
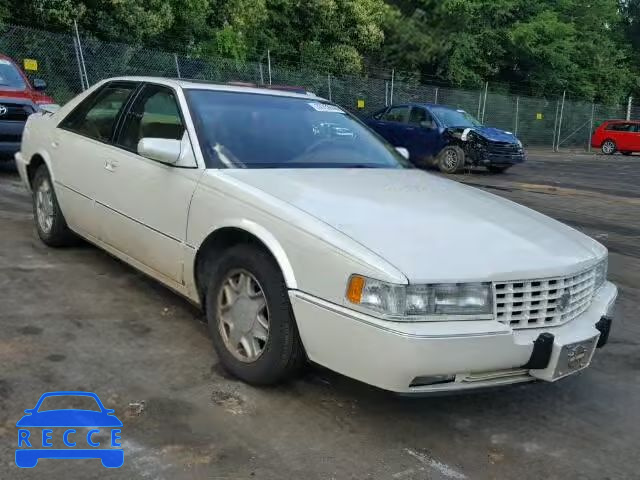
[0,23,633,152]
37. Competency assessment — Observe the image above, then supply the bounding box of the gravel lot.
[1,152,639,479]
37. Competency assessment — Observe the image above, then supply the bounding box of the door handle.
[104,159,118,172]
[51,140,59,148]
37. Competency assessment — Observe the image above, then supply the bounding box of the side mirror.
[395,146,410,160]
[32,79,47,91]
[137,138,181,164]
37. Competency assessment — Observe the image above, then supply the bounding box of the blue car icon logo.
[16,391,123,468]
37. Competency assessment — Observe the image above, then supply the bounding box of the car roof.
[106,76,324,101]
[603,119,640,123]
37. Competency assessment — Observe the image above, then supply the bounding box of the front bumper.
[14,152,30,191]
[290,281,617,393]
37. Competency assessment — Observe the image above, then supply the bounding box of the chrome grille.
[494,268,596,329]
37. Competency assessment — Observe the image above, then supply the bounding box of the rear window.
[0,59,26,89]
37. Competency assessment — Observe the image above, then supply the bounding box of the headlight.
[594,257,608,291]
[516,139,523,148]
[346,275,493,321]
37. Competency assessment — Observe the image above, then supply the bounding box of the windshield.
[186,89,409,169]
[0,59,26,89]
[37,395,101,412]
[431,107,482,128]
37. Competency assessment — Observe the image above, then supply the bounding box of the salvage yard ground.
[0,152,639,479]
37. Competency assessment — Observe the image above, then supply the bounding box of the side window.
[408,107,435,128]
[60,83,137,142]
[117,85,185,152]
[382,106,409,123]
[606,123,634,132]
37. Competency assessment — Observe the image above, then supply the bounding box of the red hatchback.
[591,120,640,155]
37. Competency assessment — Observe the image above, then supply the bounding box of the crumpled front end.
[444,127,526,167]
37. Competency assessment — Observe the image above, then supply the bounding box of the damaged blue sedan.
[366,103,526,173]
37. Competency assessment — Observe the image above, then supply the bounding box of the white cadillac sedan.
[16,77,617,393]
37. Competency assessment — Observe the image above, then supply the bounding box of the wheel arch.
[193,221,297,303]
[26,150,54,188]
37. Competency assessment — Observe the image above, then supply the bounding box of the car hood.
[16,410,123,427]
[0,88,55,104]
[449,125,518,143]
[222,169,605,283]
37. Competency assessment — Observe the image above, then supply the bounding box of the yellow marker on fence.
[357,99,365,109]
[536,113,543,120]
[23,59,38,71]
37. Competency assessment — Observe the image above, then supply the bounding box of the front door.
[95,83,202,283]
[406,106,441,161]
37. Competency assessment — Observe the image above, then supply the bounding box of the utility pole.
[390,68,395,105]
[174,54,181,79]
[73,20,89,90]
[627,96,633,120]
[481,81,488,123]
[514,96,519,135]
[588,102,595,152]
[267,49,272,85]
[327,74,332,102]
[434,87,439,105]
[556,90,566,152]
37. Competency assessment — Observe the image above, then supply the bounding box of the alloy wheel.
[36,178,54,234]
[602,141,615,154]
[444,149,458,170]
[216,269,270,363]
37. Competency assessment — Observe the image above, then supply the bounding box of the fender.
[189,218,298,293]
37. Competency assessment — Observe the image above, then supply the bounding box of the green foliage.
[3,0,640,102]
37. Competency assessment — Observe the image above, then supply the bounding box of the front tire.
[601,140,616,155]
[436,145,465,173]
[32,165,75,247]
[205,244,305,385]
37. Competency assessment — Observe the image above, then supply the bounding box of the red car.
[591,120,640,155]
[0,54,57,162]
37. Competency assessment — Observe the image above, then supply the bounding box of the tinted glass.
[119,85,184,151]
[431,107,482,128]
[408,107,434,128]
[382,106,409,123]
[62,84,137,141]
[0,59,26,89]
[605,123,635,132]
[186,90,409,169]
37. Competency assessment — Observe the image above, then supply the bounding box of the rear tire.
[437,145,465,173]
[204,244,306,385]
[601,140,616,155]
[32,165,75,247]
[487,165,511,173]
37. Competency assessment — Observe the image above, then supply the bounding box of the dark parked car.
[366,104,525,173]
[0,54,57,162]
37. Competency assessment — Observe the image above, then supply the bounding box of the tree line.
[2,0,639,103]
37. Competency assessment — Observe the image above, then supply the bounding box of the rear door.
[605,122,636,151]
[377,106,410,146]
[54,81,139,236]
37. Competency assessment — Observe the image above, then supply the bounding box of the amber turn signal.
[346,275,365,304]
